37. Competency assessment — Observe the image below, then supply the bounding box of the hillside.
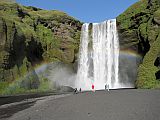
[117,0,160,88]
[0,2,82,94]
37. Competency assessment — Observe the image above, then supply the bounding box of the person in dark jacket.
[74,88,78,94]
[79,88,82,92]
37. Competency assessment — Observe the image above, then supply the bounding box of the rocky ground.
[0,89,160,120]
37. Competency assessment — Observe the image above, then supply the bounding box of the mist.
[46,62,77,89]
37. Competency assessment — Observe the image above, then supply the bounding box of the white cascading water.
[76,23,91,90]
[76,19,120,90]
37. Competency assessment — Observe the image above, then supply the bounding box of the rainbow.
[120,49,142,58]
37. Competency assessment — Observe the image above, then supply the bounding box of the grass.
[117,0,149,29]
[0,76,53,95]
[0,82,10,95]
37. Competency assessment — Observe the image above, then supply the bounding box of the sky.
[16,0,138,23]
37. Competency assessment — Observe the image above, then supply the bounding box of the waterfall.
[76,19,120,90]
[76,23,91,90]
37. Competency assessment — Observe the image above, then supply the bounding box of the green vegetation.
[136,34,160,88]
[117,0,149,30]
[0,82,10,95]
[1,76,52,95]
[1,0,16,2]
[117,0,160,89]
[0,1,81,95]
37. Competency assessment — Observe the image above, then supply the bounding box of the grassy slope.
[0,2,81,95]
[117,0,160,89]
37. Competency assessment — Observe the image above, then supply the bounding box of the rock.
[57,86,74,92]
[155,70,160,80]
[154,57,160,67]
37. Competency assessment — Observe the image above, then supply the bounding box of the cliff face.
[0,2,82,94]
[117,0,160,88]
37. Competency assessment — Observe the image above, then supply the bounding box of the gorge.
[0,0,160,95]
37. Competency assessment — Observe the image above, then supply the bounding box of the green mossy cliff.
[117,0,160,88]
[0,2,82,94]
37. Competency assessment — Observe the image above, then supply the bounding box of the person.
[92,84,95,92]
[105,84,107,90]
[107,84,110,91]
[74,88,78,94]
[105,84,109,91]
[79,88,82,92]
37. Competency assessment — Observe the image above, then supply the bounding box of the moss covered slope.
[0,2,82,94]
[117,0,160,88]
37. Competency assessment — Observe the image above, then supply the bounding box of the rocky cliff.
[117,0,160,88]
[0,1,81,94]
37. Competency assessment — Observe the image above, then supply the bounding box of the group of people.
[105,84,110,91]
[74,84,110,94]
[74,88,81,94]
[92,84,110,91]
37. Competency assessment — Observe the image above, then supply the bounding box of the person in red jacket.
[92,84,95,92]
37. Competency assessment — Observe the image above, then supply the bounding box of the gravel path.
[1,89,160,120]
